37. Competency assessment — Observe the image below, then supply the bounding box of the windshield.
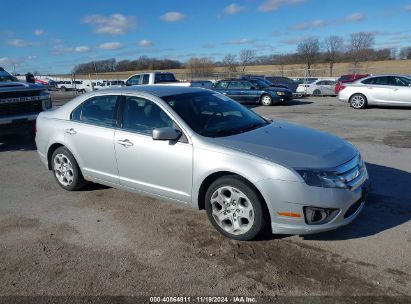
[248,78,268,88]
[162,92,269,137]
[0,71,18,82]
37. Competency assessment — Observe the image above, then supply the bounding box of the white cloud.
[99,42,123,50]
[28,55,37,60]
[405,5,411,11]
[7,39,29,47]
[160,11,185,22]
[290,12,365,31]
[83,14,135,35]
[223,3,245,15]
[34,29,44,36]
[258,0,305,12]
[74,46,90,52]
[138,39,152,47]
[225,38,255,45]
[202,43,216,48]
[345,12,365,22]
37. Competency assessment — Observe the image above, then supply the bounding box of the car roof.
[95,85,208,97]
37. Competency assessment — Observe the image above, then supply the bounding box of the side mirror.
[152,127,181,141]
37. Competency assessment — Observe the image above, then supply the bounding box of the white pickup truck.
[125,72,213,88]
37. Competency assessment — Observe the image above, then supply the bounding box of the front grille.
[0,100,43,118]
[335,154,365,189]
[344,199,363,219]
[0,90,41,99]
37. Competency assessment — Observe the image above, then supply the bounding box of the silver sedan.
[35,86,369,240]
[338,74,411,109]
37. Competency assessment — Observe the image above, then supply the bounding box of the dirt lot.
[0,92,410,300]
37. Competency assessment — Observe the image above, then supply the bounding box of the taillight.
[339,85,346,91]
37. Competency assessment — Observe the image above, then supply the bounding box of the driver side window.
[127,75,141,86]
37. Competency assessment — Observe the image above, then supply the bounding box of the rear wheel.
[313,89,322,96]
[51,147,86,191]
[60,86,67,92]
[205,176,266,241]
[260,94,272,106]
[349,93,367,109]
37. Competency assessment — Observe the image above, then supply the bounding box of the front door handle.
[117,139,134,147]
[393,88,399,91]
[65,128,77,135]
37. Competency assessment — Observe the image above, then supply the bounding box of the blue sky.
[1,0,411,74]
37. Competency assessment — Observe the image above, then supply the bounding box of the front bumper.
[256,167,370,235]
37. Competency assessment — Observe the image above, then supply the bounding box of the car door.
[114,95,193,203]
[389,76,411,104]
[361,76,392,103]
[226,81,246,103]
[240,81,261,103]
[323,81,336,95]
[64,95,120,184]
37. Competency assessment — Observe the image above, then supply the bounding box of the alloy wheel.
[210,186,254,235]
[53,153,74,186]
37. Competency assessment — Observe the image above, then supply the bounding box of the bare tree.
[222,54,238,76]
[349,32,375,68]
[297,37,320,74]
[399,47,411,60]
[186,57,215,78]
[239,49,256,73]
[323,36,344,77]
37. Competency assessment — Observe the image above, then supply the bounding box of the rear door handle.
[393,88,399,91]
[117,139,134,147]
[65,128,77,135]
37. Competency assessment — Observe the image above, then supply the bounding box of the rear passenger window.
[142,74,150,84]
[71,96,118,127]
[214,81,229,89]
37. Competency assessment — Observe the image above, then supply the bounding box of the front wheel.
[349,93,367,109]
[260,94,272,106]
[205,176,267,241]
[51,147,86,191]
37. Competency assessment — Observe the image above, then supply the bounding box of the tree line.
[73,32,411,76]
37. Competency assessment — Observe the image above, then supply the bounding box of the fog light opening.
[303,207,339,225]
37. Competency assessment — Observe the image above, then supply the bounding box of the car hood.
[0,81,45,92]
[212,121,357,169]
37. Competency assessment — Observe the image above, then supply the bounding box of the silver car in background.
[338,74,411,109]
[296,79,336,96]
[35,86,369,240]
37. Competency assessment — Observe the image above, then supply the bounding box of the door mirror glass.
[152,127,181,141]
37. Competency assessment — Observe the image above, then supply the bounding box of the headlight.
[276,91,285,95]
[296,170,347,189]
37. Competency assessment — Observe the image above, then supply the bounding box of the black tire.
[60,86,67,92]
[205,175,267,241]
[51,146,86,191]
[260,94,273,106]
[313,89,322,96]
[349,93,367,109]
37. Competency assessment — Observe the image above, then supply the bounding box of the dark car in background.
[335,74,369,94]
[265,76,299,93]
[212,78,293,106]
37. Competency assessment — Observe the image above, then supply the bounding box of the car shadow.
[301,162,411,241]
[0,132,36,152]
[246,99,313,109]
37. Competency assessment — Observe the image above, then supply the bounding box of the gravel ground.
[0,92,410,300]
